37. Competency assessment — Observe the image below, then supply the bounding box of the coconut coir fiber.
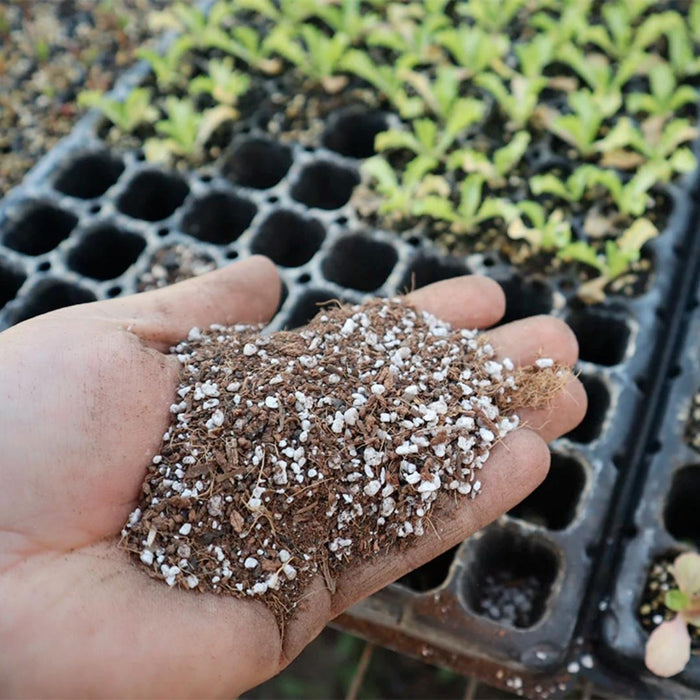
[122,298,565,623]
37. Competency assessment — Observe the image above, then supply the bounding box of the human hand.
[0,256,585,697]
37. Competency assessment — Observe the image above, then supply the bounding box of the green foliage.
[448,132,531,186]
[551,90,607,156]
[626,62,698,118]
[457,0,527,33]
[189,58,250,106]
[78,87,159,132]
[153,96,203,156]
[314,0,379,43]
[137,37,193,89]
[436,26,509,77]
[507,202,573,251]
[476,72,547,129]
[205,25,282,74]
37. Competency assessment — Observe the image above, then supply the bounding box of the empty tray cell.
[565,374,610,444]
[221,137,292,189]
[664,465,700,548]
[53,151,125,199]
[181,192,257,244]
[463,528,559,629]
[322,233,397,291]
[67,225,145,280]
[508,452,586,530]
[10,279,96,324]
[498,276,553,324]
[291,161,359,210]
[251,210,325,267]
[399,254,469,292]
[565,308,630,366]
[3,201,78,255]
[322,106,389,158]
[396,545,459,592]
[283,289,339,329]
[117,170,189,221]
[0,258,26,309]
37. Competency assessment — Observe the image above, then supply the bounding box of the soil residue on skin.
[122,298,566,624]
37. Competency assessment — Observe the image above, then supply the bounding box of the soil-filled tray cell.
[565,374,610,445]
[322,107,389,159]
[462,528,559,629]
[9,279,96,325]
[283,289,341,330]
[3,201,78,256]
[686,388,700,452]
[497,276,554,325]
[53,150,125,200]
[180,191,256,245]
[396,545,459,593]
[0,259,26,310]
[221,137,292,190]
[290,160,359,210]
[400,254,470,292]
[321,233,397,292]
[664,464,700,549]
[508,452,586,531]
[66,224,145,281]
[135,244,218,292]
[565,308,631,367]
[251,210,325,267]
[117,169,189,222]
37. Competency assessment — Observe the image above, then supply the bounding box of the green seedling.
[340,50,423,118]
[448,131,531,187]
[514,34,555,80]
[635,11,700,78]
[580,0,654,59]
[626,62,698,118]
[529,1,593,47]
[550,90,607,156]
[151,96,203,157]
[435,26,509,77]
[205,25,282,75]
[314,0,379,43]
[233,0,318,25]
[169,2,233,43]
[507,201,573,251]
[645,551,700,678]
[456,0,527,33]
[476,72,547,130]
[264,24,350,91]
[137,36,193,89]
[78,87,159,132]
[189,57,251,107]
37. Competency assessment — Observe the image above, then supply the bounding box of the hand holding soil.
[0,256,585,698]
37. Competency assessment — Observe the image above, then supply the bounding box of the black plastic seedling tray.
[2,29,700,699]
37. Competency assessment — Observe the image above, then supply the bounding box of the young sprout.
[645,551,700,678]
[507,202,573,251]
[314,0,380,44]
[514,34,555,80]
[529,1,593,48]
[457,0,527,33]
[579,0,654,59]
[137,36,194,89]
[626,62,698,118]
[78,87,159,133]
[264,24,350,92]
[550,90,607,157]
[233,0,318,25]
[476,72,547,130]
[635,11,700,78]
[207,25,283,75]
[189,57,251,107]
[435,26,509,78]
[148,96,203,160]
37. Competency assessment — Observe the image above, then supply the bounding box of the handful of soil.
[122,299,564,622]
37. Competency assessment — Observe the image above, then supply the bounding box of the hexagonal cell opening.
[322,107,389,159]
[498,276,553,325]
[664,465,700,548]
[181,192,257,244]
[67,225,146,280]
[53,151,124,199]
[251,210,325,267]
[3,202,78,255]
[565,375,610,444]
[400,255,469,292]
[283,289,339,329]
[9,279,95,324]
[291,161,359,210]
[117,170,189,221]
[396,545,459,592]
[322,234,397,292]
[462,528,558,629]
[0,259,26,310]
[221,138,292,189]
[565,309,630,366]
[509,453,586,530]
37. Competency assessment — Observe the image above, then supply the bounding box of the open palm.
[0,256,585,697]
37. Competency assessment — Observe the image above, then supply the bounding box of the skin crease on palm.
[0,255,586,698]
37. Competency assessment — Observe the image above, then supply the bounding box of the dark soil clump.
[686,388,700,452]
[122,298,565,624]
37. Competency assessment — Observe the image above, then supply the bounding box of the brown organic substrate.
[122,298,564,624]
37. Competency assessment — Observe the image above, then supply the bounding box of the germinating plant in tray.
[80,0,700,302]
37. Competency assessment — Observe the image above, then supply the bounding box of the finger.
[93,256,282,349]
[485,315,579,367]
[404,275,506,329]
[281,429,550,662]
